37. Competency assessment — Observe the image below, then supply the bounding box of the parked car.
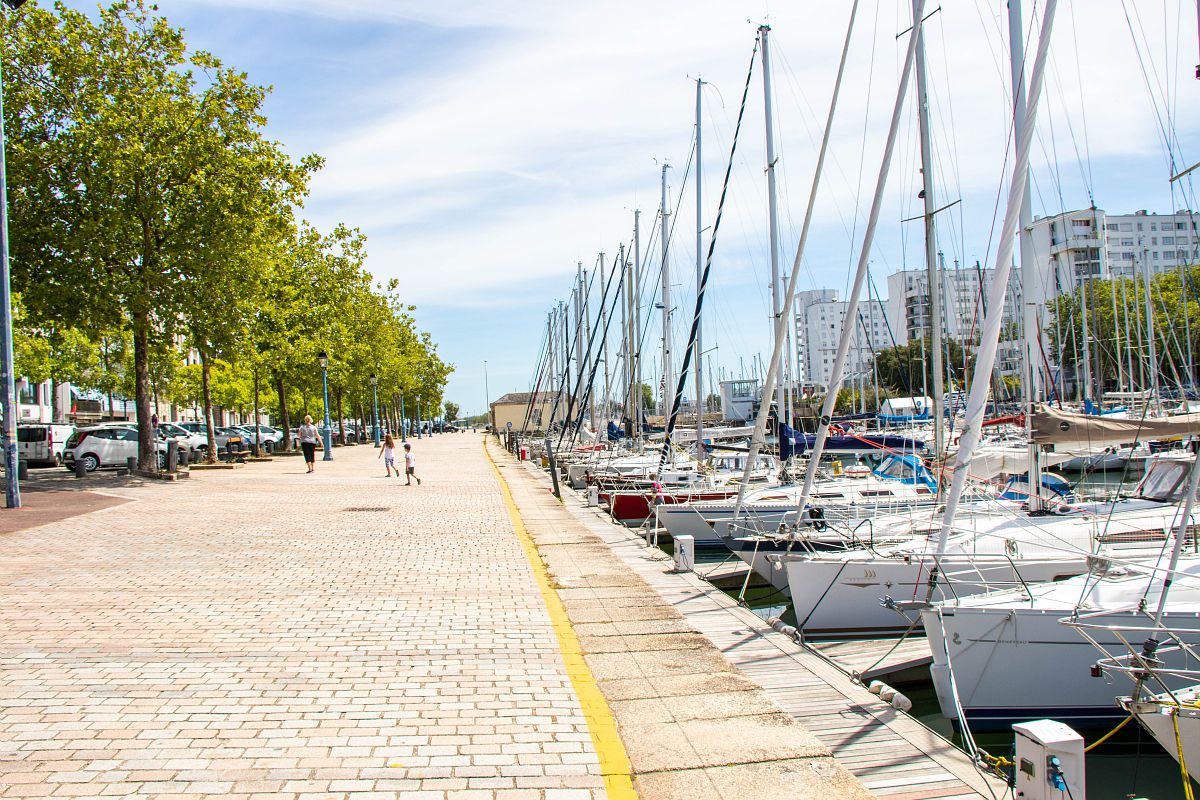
[236,424,283,447]
[64,425,169,472]
[157,422,205,456]
[17,423,76,466]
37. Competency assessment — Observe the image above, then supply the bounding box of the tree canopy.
[3,0,451,466]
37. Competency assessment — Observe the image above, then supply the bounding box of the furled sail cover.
[1031,404,1200,447]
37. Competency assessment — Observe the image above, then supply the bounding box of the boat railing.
[1061,612,1200,700]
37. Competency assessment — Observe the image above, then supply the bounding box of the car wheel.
[157,452,167,469]
[80,453,100,473]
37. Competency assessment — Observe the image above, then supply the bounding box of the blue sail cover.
[606,420,623,441]
[778,423,924,460]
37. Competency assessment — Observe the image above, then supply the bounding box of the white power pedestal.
[673,535,695,572]
[1012,719,1086,800]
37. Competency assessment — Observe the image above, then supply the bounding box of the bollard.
[264,440,273,454]
[126,456,137,473]
[17,461,28,481]
[179,447,189,467]
[74,458,86,478]
[166,440,179,473]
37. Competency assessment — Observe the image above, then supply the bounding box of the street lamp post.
[0,0,27,509]
[483,360,490,431]
[399,392,407,442]
[369,373,380,448]
[416,397,423,439]
[317,350,333,461]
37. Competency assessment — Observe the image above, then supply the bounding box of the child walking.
[378,434,398,477]
[403,442,421,485]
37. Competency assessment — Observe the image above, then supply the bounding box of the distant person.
[378,434,398,477]
[298,414,319,473]
[151,412,159,427]
[403,442,421,485]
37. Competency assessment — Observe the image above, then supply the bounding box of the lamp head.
[369,373,378,386]
[317,350,328,368]
[2,0,27,9]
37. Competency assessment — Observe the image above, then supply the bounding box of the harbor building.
[794,288,894,390]
[884,263,1017,347]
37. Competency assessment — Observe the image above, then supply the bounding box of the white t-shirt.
[404,451,415,468]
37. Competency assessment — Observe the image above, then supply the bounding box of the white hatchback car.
[63,425,169,472]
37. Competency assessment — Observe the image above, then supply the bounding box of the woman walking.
[298,414,320,473]
[378,434,398,477]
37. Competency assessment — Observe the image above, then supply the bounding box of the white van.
[17,423,76,466]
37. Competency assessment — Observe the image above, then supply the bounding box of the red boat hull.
[606,489,739,525]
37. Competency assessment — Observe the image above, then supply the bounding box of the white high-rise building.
[885,263,1017,346]
[1029,208,1200,287]
[794,289,894,390]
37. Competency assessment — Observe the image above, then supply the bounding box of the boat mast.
[1079,258,1093,403]
[732,2,861,516]
[1011,0,1043,510]
[1140,252,1162,414]
[760,24,786,428]
[935,0,1057,551]
[791,0,926,514]
[599,251,609,428]
[633,210,643,442]
[915,0,945,468]
[574,263,584,429]
[660,164,673,428]
[621,243,633,438]
[584,261,595,429]
[695,77,705,461]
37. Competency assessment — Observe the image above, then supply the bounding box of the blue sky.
[60,1,1200,417]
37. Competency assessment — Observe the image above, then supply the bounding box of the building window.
[1152,237,1158,245]
[1163,236,1174,245]
[1151,223,1158,231]
[1105,223,1119,231]
[1121,239,1134,246]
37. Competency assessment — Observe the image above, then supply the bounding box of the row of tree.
[3,1,450,466]
[1049,265,1199,396]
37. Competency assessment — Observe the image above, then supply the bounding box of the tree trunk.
[252,368,261,455]
[336,388,346,446]
[200,350,217,464]
[275,375,292,451]
[132,316,154,471]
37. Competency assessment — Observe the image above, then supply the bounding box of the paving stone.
[620,713,831,773]
[633,757,875,800]
[575,633,712,655]
[0,436,601,798]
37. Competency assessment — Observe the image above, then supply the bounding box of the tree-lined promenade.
[2,0,449,466]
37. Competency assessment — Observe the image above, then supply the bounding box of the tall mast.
[1141,253,1162,414]
[1079,261,1093,402]
[1011,0,1043,509]
[633,210,643,440]
[760,24,785,425]
[584,263,595,428]
[660,164,673,423]
[599,251,610,428]
[695,77,705,460]
[621,243,633,437]
[574,263,584,428]
[914,0,944,466]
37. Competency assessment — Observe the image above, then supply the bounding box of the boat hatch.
[813,492,845,499]
[858,489,894,497]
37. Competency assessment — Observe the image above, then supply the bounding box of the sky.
[60,0,1200,417]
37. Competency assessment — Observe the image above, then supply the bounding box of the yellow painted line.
[483,438,638,800]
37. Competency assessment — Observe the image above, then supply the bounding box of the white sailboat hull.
[782,553,1087,637]
[924,606,1200,730]
[1126,697,1200,778]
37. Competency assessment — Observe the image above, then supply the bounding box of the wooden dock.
[559,481,1008,800]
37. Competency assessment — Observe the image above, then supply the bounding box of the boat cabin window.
[1136,460,1193,502]
[859,489,894,497]
[813,492,844,499]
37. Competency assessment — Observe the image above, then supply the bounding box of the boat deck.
[555,474,1009,800]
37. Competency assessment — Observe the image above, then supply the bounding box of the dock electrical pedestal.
[1012,719,1085,800]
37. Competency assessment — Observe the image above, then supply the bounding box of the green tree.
[444,401,460,422]
[4,1,315,468]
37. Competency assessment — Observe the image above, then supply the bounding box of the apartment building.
[794,288,894,389]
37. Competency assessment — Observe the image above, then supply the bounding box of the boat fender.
[867,680,886,696]
[890,692,913,712]
[767,617,785,631]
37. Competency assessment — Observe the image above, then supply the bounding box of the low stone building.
[489,392,559,433]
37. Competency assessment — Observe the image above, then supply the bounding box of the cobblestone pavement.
[0,434,604,800]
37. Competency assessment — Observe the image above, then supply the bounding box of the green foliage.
[1048,266,1200,391]
[0,0,451,463]
[443,401,460,422]
[872,337,973,396]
